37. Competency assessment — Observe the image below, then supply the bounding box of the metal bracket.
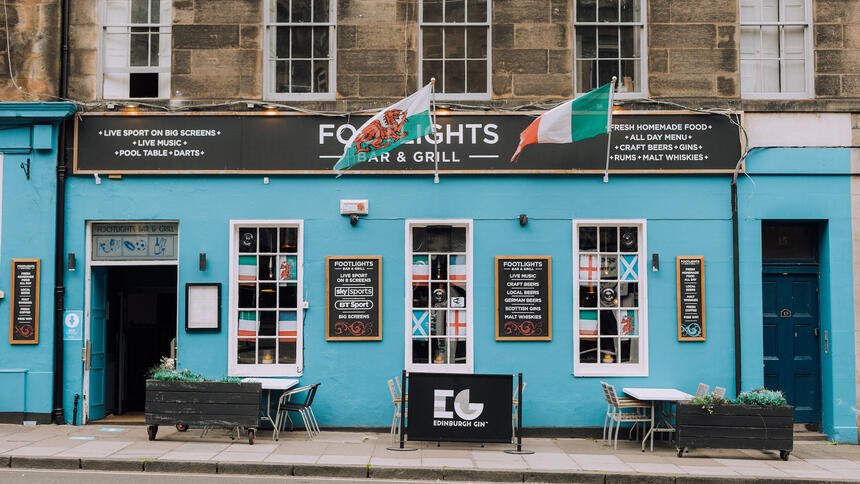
[20,158,30,180]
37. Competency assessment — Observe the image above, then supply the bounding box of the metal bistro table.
[622,387,693,452]
[241,377,299,440]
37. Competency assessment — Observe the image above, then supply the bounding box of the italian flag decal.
[333,83,434,172]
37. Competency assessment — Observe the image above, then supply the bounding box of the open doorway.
[91,266,177,422]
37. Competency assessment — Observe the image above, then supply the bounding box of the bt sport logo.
[432,389,489,428]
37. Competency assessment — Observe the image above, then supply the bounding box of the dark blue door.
[88,267,107,421]
[762,273,820,423]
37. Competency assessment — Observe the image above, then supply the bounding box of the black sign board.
[677,256,705,341]
[10,259,39,344]
[406,372,512,443]
[325,256,382,341]
[74,112,742,174]
[495,256,552,340]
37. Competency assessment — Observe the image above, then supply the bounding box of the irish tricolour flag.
[333,83,434,172]
[510,82,613,162]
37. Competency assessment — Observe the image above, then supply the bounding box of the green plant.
[147,356,241,383]
[690,393,729,414]
[733,388,787,406]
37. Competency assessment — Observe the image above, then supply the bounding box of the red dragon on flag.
[352,108,408,153]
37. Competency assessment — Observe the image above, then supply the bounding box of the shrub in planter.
[676,388,793,460]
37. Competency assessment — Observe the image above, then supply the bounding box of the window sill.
[407,363,474,374]
[229,364,302,378]
[573,364,647,378]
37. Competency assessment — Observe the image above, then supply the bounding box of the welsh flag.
[511,82,613,162]
[333,83,434,172]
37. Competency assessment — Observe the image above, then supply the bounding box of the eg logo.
[433,389,484,421]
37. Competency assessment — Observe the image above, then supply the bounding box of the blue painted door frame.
[88,267,108,421]
[762,268,821,423]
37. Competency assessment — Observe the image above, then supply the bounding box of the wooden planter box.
[145,380,262,444]
[676,403,793,460]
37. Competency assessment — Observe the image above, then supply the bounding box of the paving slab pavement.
[0,424,856,482]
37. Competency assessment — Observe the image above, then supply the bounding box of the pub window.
[264,0,336,100]
[229,221,303,376]
[406,221,473,373]
[574,0,645,97]
[740,0,812,98]
[419,0,490,100]
[573,220,647,377]
[101,0,171,99]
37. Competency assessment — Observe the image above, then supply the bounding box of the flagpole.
[430,78,440,184]
[602,76,617,184]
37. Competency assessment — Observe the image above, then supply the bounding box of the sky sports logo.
[432,389,489,428]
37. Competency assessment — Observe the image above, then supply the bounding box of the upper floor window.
[573,221,648,377]
[406,221,473,373]
[740,0,812,98]
[574,0,645,98]
[229,221,303,377]
[419,0,490,100]
[102,0,171,99]
[264,0,336,100]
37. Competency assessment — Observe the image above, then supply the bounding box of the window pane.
[619,0,638,21]
[259,283,277,307]
[577,60,597,92]
[783,0,805,22]
[783,26,804,57]
[598,0,619,22]
[619,226,638,251]
[762,0,778,21]
[597,27,619,58]
[278,283,297,308]
[431,254,448,279]
[580,283,598,307]
[151,0,160,23]
[279,228,297,252]
[432,338,448,363]
[259,228,276,252]
[451,227,466,251]
[445,28,466,58]
[413,284,429,307]
[445,60,465,93]
[423,0,442,22]
[600,283,618,307]
[600,255,618,279]
[432,283,448,308]
[412,339,430,363]
[258,338,275,364]
[577,26,597,58]
[466,27,486,58]
[259,311,276,336]
[313,27,329,58]
[275,0,290,22]
[293,0,312,22]
[278,341,297,364]
[275,60,290,92]
[620,310,637,336]
[576,0,596,22]
[313,60,329,92]
[430,310,447,335]
[237,340,256,364]
[313,0,330,22]
[275,27,291,58]
[599,338,616,362]
[292,28,311,58]
[291,60,312,93]
[466,60,486,93]
[762,59,779,91]
[599,227,617,251]
[278,255,297,281]
[618,60,638,93]
[761,26,779,57]
[239,283,256,308]
[620,282,638,307]
[130,29,150,66]
[619,26,638,58]
[450,283,466,308]
[258,255,276,280]
[619,338,638,362]
[466,0,487,22]
[239,228,257,252]
[423,27,443,58]
[740,59,761,92]
[579,227,597,251]
[783,59,805,92]
[131,0,148,23]
[445,0,465,22]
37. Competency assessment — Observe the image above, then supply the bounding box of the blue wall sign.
[63,310,83,341]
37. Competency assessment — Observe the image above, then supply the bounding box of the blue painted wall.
[60,146,857,441]
[0,103,75,421]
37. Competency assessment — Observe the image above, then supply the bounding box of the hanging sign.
[10,259,39,344]
[494,256,552,340]
[74,113,742,174]
[91,222,178,261]
[326,256,382,341]
[677,256,705,341]
[406,372,513,443]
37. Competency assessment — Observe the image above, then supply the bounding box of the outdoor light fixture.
[350,214,360,226]
[519,214,528,226]
[67,253,76,272]
[93,173,101,185]
[651,253,660,272]
[199,253,207,271]
[264,105,278,115]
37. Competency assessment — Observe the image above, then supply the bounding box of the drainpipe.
[52,0,71,425]
[731,177,741,397]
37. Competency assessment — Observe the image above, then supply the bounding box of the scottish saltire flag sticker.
[620,255,638,281]
[412,311,429,337]
[334,83,434,172]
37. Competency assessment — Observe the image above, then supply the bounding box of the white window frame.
[404,219,474,373]
[99,0,172,100]
[573,0,647,99]
[739,0,813,99]
[572,219,648,377]
[418,0,491,101]
[263,0,337,101]
[228,220,304,377]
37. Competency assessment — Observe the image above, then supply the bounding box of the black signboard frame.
[10,259,39,345]
[325,256,382,341]
[677,256,706,341]
[495,256,552,341]
[73,111,743,175]
[406,372,513,443]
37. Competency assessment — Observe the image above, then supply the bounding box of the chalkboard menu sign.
[10,259,39,344]
[495,256,552,341]
[326,256,382,341]
[677,256,705,341]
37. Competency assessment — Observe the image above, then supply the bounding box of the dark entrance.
[761,222,821,424]
[97,266,176,419]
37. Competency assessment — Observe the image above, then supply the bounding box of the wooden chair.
[600,382,652,449]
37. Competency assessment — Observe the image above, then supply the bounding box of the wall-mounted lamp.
[263,105,278,115]
[518,214,528,226]
[106,103,116,110]
[67,253,76,272]
[651,253,660,272]
[199,253,207,271]
[263,177,270,185]
[93,173,101,185]
[350,214,360,226]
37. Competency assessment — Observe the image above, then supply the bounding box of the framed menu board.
[10,259,39,344]
[495,256,551,341]
[326,256,382,341]
[677,256,705,341]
